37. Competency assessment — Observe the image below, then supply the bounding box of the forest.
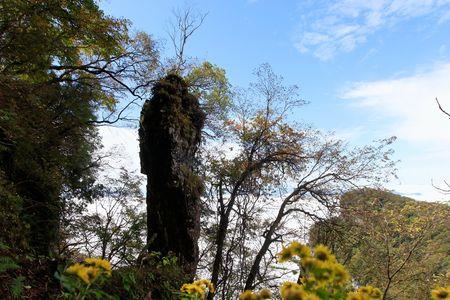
[0,1,449,299]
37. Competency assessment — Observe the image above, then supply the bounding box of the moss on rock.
[139,74,205,278]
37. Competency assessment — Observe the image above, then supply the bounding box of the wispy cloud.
[341,61,450,143]
[295,0,450,60]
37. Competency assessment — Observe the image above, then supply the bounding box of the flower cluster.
[277,241,311,262]
[180,279,215,299]
[279,281,319,300]
[238,242,383,300]
[431,286,450,300]
[346,285,383,300]
[65,258,112,284]
[239,288,272,300]
[278,243,383,300]
[297,244,350,288]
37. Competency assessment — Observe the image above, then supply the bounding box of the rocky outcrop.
[139,74,205,277]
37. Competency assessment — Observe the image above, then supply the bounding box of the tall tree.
[197,64,395,299]
[0,0,158,255]
[139,74,205,278]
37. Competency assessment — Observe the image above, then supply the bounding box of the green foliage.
[0,256,19,273]
[117,271,138,297]
[56,258,116,300]
[184,61,232,137]
[104,252,189,299]
[186,62,231,117]
[0,172,27,248]
[0,0,159,256]
[0,0,128,82]
[0,79,100,254]
[0,242,29,299]
[57,271,117,299]
[0,242,19,274]
[10,276,25,299]
[0,0,124,255]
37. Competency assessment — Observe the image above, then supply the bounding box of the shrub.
[56,258,115,299]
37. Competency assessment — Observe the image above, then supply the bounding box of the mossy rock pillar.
[139,74,205,277]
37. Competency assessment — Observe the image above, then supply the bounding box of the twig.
[436,98,450,119]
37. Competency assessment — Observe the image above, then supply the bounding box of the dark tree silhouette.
[139,74,205,277]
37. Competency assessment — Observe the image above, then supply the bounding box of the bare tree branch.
[436,97,450,119]
[167,7,207,73]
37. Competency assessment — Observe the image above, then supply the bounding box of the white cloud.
[295,0,450,60]
[342,61,450,143]
[341,61,450,201]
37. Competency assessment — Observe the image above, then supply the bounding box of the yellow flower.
[359,286,370,293]
[70,266,97,284]
[300,276,315,286]
[239,288,273,299]
[278,246,294,263]
[432,286,450,300]
[239,290,258,300]
[75,266,91,284]
[368,287,382,299]
[313,244,335,262]
[181,283,205,298]
[195,279,215,294]
[84,258,112,275]
[65,258,113,285]
[348,286,382,300]
[280,281,306,300]
[65,263,100,284]
[333,263,350,285]
[313,269,332,282]
[273,241,388,300]
[301,257,317,270]
[180,283,190,293]
[289,242,311,258]
[258,288,272,299]
[180,279,214,299]
[346,292,363,300]
[86,266,101,282]
[66,263,84,276]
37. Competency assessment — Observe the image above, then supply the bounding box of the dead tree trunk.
[139,74,205,277]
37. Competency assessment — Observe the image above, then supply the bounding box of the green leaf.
[0,256,19,272]
[10,276,25,299]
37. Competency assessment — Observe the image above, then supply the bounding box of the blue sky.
[100,0,450,201]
